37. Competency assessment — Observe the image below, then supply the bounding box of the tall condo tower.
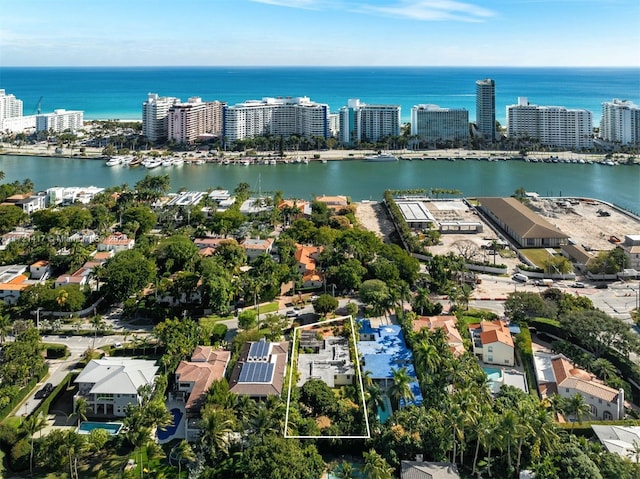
[476,79,495,140]
[142,93,180,142]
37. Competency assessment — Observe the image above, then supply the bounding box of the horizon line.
[2,64,639,69]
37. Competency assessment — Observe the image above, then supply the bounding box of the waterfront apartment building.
[476,79,496,140]
[411,104,469,142]
[0,89,23,121]
[507,97,593,149]
[600,99,640,146]
[223,97,328,142]
[338,99,401,145]
[36,109,84,133]
[142,93,180,142]
[168,97,224,144]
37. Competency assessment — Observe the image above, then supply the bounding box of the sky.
[1,0,639,67]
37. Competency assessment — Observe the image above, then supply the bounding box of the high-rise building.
[600,99,640,145]
[142,93,180,142]
[411,104,469,142]
[36,109,84,133]
[0,89,23,120]
[223,97,328,142]
[507,97,593,149]
[168,97,225,144]
[476,79,496,140]
[338,99,401,145]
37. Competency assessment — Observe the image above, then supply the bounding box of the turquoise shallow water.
[2,66,638,124]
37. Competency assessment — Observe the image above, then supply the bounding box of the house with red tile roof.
[295,244,324,288]
[97,233,135,252]
[534,351,625,421]
[469,320,514,366]
[413,315,465,357]
[0,266,30,305]
[174,346,231,440]
[314,195,349,211]
[29,260,51,280]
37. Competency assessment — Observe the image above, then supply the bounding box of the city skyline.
[1,0,639,67]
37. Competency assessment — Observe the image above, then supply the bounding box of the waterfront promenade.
[1,140,637,165]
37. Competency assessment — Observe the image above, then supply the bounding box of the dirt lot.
[527,198,639,252]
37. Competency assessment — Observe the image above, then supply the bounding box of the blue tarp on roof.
[357,321,423,407]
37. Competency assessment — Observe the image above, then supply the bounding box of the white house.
[469,320,515,366]
[74,358,159,417]
[240,238,274,261]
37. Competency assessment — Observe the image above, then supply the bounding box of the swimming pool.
[77,421,123,435]
[377,394,393,424]
[483,367,503,381]
[157,408,183,440]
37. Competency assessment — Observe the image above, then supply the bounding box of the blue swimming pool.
[77,421,123,435]
[157,408,182,440]
[483,367,503,381]
[377,394,393,424]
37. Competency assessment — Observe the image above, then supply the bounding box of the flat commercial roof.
[396,201,436,223]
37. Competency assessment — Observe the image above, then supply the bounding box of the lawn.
[521,248,559,268]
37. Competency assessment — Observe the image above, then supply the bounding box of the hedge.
[44,343,69,359]
[514,328,538,396]
[0,365,48,421]
[211,323,228,344]
[31,372,76,418]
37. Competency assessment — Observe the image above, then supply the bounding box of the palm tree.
[199,405,234,455]
[590,358,617,381]
[362,448,393,479]
[412,287,432,316]
[72,397,88,427]
[388,367,414,409]
[333,460,355,479]
[21,412,47,477]
[565,393,591,430]
[413,339,440,380]
[175,439,195,478]
[365,384,386,420]
[89,315,105,349]
[0,313,11,344]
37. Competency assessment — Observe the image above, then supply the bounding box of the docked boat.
[173,157,184,166]
[194,159,205,165]
[143,158,162,169]
[365,153,398,162]
[161,158,174,167]
[105,157,122,167]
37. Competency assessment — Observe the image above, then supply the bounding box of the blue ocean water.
[1,67,639,124]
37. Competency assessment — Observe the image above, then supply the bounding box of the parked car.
[286,310,299,318]
[34,383,53,399]
[595,283,609,289]
[571,282,586,288]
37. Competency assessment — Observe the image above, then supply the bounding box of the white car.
[286,310,299,318]
[572,282,586,288]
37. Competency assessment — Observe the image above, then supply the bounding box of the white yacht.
[364,153,398,162]
[143,158,162,169]
[105,157,122,167]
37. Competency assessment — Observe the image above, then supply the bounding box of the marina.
[1,153,638,213]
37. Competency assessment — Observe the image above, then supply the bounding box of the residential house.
[278,199,312,221]
[295,244,324,288]
[592,425,640,462]
[29,260,51,280]
[297,335,355,387]
[228,338,289,399]
[314,195,349,211]
[174,346,231,440]
[533,352,625,420]
[240,237,274,261]
[357,320,423,406]
[477,197,569,248]
[98,233,135,253]
[412,316,465,357]
[469,320,514,366]
[1,193,47,215]
[0,228,35,248]
[0,265,29,305]
[74,358,159,417]
[401,461,461,479]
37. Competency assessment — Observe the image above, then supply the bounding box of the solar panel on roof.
[238,362,275,383]
[248,339,271,360]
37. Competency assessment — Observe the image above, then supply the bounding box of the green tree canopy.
[103,249,156,302]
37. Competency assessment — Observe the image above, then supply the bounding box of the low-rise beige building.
[469,320,514,366]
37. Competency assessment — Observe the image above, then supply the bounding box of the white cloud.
[356,0,495,22]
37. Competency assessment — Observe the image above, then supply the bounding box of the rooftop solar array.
[238,362,275,383]
[248,339,271,360]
